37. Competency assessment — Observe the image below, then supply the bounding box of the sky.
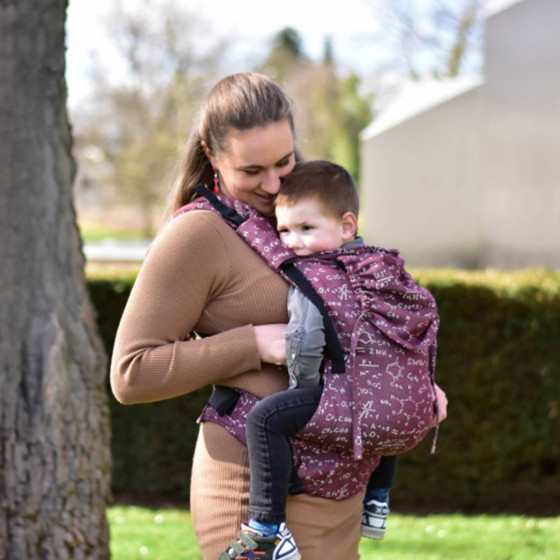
[65,0,518,112]
[65,0,386,109]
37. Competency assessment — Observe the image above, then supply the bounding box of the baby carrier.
[175,186,440,500]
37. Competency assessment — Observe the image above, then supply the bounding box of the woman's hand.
[433,383,448,425]
[254,324,287,366]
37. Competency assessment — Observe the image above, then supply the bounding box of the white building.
[360,0,560,269]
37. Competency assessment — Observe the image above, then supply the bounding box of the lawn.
[108,506,560,559]
[79,220,146,243]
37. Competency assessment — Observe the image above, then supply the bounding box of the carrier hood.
[337,247,439,350]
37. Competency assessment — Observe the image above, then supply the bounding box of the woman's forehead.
[225,121,294,165]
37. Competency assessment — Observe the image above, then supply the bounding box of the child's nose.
[286,233,302,249]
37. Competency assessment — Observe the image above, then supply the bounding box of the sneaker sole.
[360,525,385,540]
[278,552,301,560]
[274,549,301,560]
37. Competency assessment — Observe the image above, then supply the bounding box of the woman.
[110,73,367,559]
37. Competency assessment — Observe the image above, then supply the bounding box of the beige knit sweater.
[110,209,363,560]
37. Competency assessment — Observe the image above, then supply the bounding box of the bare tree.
[434,0,483,77]
[366,0,485,80]
[0,1,111,558]
[74,0,226,237]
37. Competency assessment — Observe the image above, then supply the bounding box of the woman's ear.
[201,141,215,166]
[341,212,358,241]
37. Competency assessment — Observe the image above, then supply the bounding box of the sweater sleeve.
[110,211,263,404]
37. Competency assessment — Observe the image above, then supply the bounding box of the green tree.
[306,46,374,181]
[259,26,308,82]
[258,30,374,183]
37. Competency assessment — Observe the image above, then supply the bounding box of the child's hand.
[433,383,448,425]
[254,324,287,366]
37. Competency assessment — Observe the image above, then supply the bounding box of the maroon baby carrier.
[175,186,440,500]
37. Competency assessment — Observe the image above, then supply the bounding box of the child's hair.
[276,160,359,218]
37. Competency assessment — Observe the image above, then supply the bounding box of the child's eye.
[244,169,260,176]
[302,225,314,231]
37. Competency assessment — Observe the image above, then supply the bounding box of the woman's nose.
[260,169,282,195]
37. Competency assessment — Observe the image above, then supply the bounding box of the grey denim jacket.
[285,286,325,388]
[285,237,365,389]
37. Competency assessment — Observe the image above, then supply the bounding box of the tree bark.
[0,1,111,558]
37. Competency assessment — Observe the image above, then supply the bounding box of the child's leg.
[365,455,398,503]
[245,386,323,526]
[361,455,398,540]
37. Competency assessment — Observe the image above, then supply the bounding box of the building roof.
[484,0,525,18]
[361,75,484,140]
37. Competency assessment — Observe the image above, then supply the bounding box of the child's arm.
[285,287,325,388]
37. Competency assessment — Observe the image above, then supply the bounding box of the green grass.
[108,506,560,559]
[85,261,141,281]
[79,221,146,243]
[108,507,201,559]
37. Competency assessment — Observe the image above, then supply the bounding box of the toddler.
[219,161,400,560]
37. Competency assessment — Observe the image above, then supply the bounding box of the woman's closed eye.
[241,155,293,176]
[276,157,292,168]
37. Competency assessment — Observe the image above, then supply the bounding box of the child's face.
[276,198,356,256]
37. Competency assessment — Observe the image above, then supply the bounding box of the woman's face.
[210,120,296,216]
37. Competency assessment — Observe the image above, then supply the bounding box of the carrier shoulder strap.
[192,185,345,373]
[279,260,345,372]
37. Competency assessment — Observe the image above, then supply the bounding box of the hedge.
[87,265,560,514]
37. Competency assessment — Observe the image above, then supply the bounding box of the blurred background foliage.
[72,0,484,239]
[76,0,560,516]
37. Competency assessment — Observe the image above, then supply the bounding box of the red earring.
[213,168,220,194]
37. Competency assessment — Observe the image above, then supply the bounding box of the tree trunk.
[0,1,111,558]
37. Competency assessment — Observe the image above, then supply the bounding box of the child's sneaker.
[361,499,389,540]
[218,522,301,560]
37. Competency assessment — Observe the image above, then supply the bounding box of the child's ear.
[341,212,358,241]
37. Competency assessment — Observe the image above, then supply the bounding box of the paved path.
[84,240,151,262]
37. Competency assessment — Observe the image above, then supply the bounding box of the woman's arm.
[110,211,265,404]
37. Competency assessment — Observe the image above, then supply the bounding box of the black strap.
[280,261,346,374]
[194,184,246,227]
[208,385,240,416]
[205,385,306,495]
